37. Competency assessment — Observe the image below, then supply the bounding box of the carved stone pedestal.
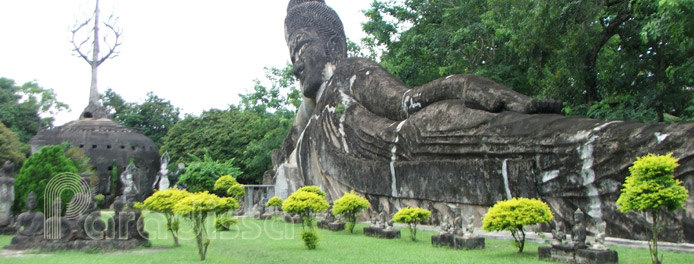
[0,225,17,235]
[539,246,618,264]
[317,220,345,231]
[432,234,485,250]
[363,227,400,239]
[454,236,485,250]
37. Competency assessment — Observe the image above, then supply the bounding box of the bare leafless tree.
[70,0,122,104]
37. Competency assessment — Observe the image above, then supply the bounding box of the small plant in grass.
[393,207,431,241]
[482,197,553,253]
[332,191,370,233]
[617,153,688,264]
[173,191,239,260]
[140,188,190,246]
[301,230,319,249]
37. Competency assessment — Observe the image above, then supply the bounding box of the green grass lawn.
[1,212,692,263]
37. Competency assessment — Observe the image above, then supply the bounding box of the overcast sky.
[0,0,375,126]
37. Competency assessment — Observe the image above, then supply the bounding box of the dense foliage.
[393,207,431,241]
[482,197,553,253]
[213,175,244,200]
[101,89,180,146]
[172,191,238,260]
[296,185,326,198]
[617,153,688,264]
[140,188,191,246]
[362,0,694,122]
[177,154,242,193]
[0,122,27,167]
[332,191,370,233]
[0,77,68,142]
[13,144,78,214]
[161,65,299,184]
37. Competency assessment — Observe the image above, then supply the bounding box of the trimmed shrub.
[213,175,244,199]
[296,185,326,198]
[482,197,553,253]
[617,153,688,264]
[282,189,329,229]
[173,191,238,260]
[141,188,191,246]
[301,230,319,250]
[393,207,431,241]
[266,196,283,208]
[332,191,370,233]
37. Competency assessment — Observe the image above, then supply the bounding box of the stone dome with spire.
[29,100,159,205]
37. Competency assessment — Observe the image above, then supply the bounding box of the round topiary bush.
[393,207,431,241]
[482,197,553,253]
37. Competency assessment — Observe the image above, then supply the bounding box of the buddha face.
[289,27,329,99]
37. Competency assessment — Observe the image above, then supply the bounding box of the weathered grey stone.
[539,246,618,264]
[274,0,694,243]
[317,220,344,231]
[29,104,160,205]
[0,167,15,228]
[363,226,400,239]
[454,236,485,250]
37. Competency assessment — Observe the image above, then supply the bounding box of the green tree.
[13,144,79,214]
[482,197,553,253]
[266,196,283,208]
[332,191,370,233]
[172,191,238,260]
[101,89,180,146]
[393,207,431,241]
[178,154,242,193]
[138,188,191,246]
[0,122,28,167]
[617,153,688,264]
[362,0,694,122]
[0,78,69,142]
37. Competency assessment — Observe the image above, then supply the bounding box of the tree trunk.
[89,0,101,104]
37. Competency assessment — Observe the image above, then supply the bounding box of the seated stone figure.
[8,192,44,248]
[274,0,694,243]
[44,197,72,241]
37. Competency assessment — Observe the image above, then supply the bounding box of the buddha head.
[285,1,347,99]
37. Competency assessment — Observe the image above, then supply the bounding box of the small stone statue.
[571,208,588,250]
[152,152,170,191]
[1,160,14,177]
[439,216,451,235]
[592,222,607,250]
[463,215,475,238]
[385,214,394,231]
[454,213,463,236]
[16,192,44,236]
[378,211,387,229]
[44,197,72,241]
[0,163,16,228]
[551,221,567,246]
[120,162,138,204]
[370,211,378,227]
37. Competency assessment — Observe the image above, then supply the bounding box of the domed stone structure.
[29,104,159,205]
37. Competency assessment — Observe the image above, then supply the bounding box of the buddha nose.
[292,62,305,78]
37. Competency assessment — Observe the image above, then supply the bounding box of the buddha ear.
[326,35,344,61]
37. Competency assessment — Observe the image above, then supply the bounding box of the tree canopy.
[0,77,69,142]
[362,0,694,122]
[101,89,180,146]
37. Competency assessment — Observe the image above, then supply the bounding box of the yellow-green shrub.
[617,153,688,264]
[482,197,553,253]
[282,189,329,229]
[332,191,370,233]
[141,188,190,246]
[173,191,238,260]
[266,196,283,208]
[393,207,431,241]
[213,175,244,200]
[296,185,326,198]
